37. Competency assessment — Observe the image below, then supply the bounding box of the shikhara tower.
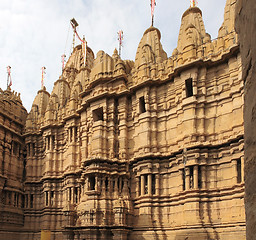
[0,0,245,239]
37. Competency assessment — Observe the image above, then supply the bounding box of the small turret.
[25,87,50,132]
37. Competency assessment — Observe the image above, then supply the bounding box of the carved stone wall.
[0,0,246,239]
[0,88,27,240]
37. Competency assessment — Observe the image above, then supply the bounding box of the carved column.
[114,177,118,198]
[141,175,145,196]
[155,174,160,196]
[135,177,140,198]
[194,165,199,189]
[201,165,207,189]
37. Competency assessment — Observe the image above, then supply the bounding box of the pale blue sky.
[0,0,226,110]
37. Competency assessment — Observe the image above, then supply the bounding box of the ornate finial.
[41,66,46,89]
[6,66,12,89]
[117,30,124,58]
[190,0,198,7]
[150,0,156,26]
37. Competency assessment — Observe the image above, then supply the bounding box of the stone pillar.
[114,178,118,197]
[201,165,207,189]
[141,175,145,196]
[102,177,106,197]
[95,176,99,192]
[148,174,152,196]
[50,136,53,151]
[194,165,199,189]
[232,159,238,184]
[109,178,113,194]
[28,193,31,208]
[72,127,75,142]
[135,177,140,198]
[78,187,81,202]
[119,177,122,193]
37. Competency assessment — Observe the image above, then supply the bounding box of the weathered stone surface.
[0,0,246,239]
[235,0,256,239]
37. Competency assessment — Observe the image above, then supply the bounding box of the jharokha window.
[93,107,104,122]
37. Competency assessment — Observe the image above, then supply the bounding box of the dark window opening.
[14,193,17,206]
[93,107,104,122]
[74,187,78,203]
[69,128,73,142]
[32,143,35,156]
[17,193,19,207]
[121,179,124,191]
[52,136,55,150]
[237,158,242,183]
[13,142,18,155]
[144,175,148,194]
[105,178,109,192]
[114,140,119,158]
[47,137,50,150]
[139,96,146,113]
[25,194,28,208]
[30,194,34,208]
[74,127,78,141]
[189,166,194,189]
[198,165,202,189]
[113,179,116,190]
[185,78,193,97]
[21,195,24,208]
[152,174,156,195]
[45,192,48,206]
[182,169,185,191]
[89,176,96,190]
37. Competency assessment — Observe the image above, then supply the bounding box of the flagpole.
[6,66,11,90]
[117,30,123,58]
[6,70,9,90]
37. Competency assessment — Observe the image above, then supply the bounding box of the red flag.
[61,54,66,70]
[151,0,156,18]
[7,66,12,87]
[118,30,123,46]
[190,0,198,7]
[41,67,46,89]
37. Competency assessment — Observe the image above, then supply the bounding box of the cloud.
[0,0,226,111]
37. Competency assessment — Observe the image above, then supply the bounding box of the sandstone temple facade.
[0,0,245,239]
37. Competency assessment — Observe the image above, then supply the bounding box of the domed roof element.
[135,26,167,68]
[176,6,208,53]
